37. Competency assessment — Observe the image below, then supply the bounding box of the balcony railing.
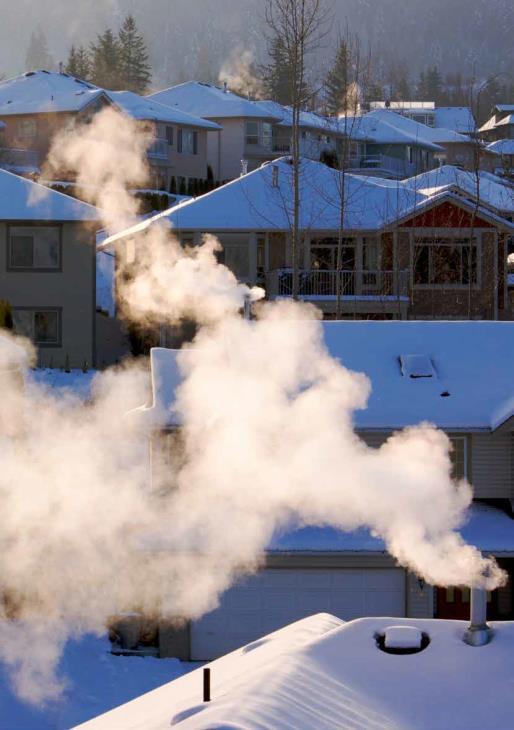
[147,139,168,160]
[265,269,410,299]
[0,147,40,171]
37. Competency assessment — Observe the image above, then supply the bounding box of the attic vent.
[400,354,435,379]
[376,626,430,655]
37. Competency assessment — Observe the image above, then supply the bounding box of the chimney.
[463,587,492,647]
[243,294,252,320]
[59,61,64,74]
[223,81,228,93]
[272,164,279,187]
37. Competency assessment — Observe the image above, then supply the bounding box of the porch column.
[355,236,363,295]
[392,231,398,294]
[248,232,258,285]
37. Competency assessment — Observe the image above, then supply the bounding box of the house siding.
[406,573,434,618]
[470,432,513,499]
[0,220,96,368]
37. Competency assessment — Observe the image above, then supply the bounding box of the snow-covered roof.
[75,611,514,730]
[0,168,100,221]
[479,113,514,134]
[487,139,514,156]
[107,90,220,130]
[403,165,514,215]
[137,322,514,433]
[101,158,512,248]
[495,104,514,113]
[128,348,181,428]
[100,157,428,242]
[271,503,514,555]
[323,320,514,431]
[434,106,475,134]
[148,81,282,120]
[366,109,473,145]
[255,99,342,134]
[337,112,443,150]
[0,70,107,116]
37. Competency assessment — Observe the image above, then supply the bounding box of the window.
[18,118,37,139]
[261,122,272,149]
[449,436,467,480]
[8,226,61,270]
[177,129,198,154]
[406,145,413,164]
[245,121,259,146]
[310,238,355,270]
[166,126,174,146]
[414,238,478,287]
[12,308,61,346]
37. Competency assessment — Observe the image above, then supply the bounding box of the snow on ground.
[28,368,98,401]
[76,614,514,730]
[0,634,196,730]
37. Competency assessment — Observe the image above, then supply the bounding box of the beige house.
[148,81,283,181]
[0,169,100,367]
[0,71,219,192]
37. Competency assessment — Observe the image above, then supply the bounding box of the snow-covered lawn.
[0,635,197,729]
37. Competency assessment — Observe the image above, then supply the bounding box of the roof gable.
[399,199,495,228]
[0,169,99,221]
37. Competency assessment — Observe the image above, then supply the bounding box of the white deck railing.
[265,269,409,299]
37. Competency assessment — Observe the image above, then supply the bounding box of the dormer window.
[400,354,435,378]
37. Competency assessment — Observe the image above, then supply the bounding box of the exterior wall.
[359,429,514,500]
[95,311,128,366]
[435,142,476,169]
[0,111,76,167]
[470,432,513,499]
[0,220,96,368]
[151,121,210,189]
[206,117,247,181]
[407,573,435,618]
[396,205,501,319]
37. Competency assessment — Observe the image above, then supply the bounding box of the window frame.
[18,118,37,140]
[165,126,174,146]
[449,435,468,481]
[413,236,479,289]
[12,306,62,347]
[7,223,63,272]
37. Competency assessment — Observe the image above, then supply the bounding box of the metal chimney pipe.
[203,667,211,702]
[463,588,492,647]
[243,294,252,320]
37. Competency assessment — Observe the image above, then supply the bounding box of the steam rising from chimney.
[218,48,263,99]
[0,106,504,706]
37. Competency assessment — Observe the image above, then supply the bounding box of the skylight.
[400,354,435,379]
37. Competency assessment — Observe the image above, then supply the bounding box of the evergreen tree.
[65,45,91,81]
[425,66,444,103]
[416,71,428,99]
[25,27,54,71]
[118,15,152,93]
[396,75,411,101]
[324,40,350,116]
[261,37,310,106]
[90,29,122,89]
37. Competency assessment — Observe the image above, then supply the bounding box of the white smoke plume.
[43,107,152,234]
[218,48,263,99]
[0,105,505,706]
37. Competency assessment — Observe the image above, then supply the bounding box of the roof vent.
[400,354,435,378]
[376,626,430,655]
[272,164,279,187]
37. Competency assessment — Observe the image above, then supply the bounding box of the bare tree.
[265,0,330,299]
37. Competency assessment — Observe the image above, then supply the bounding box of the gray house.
[0,169,100,367]
[125,321,514,660]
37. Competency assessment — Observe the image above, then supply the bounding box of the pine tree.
[416,71,428,99]
[397,75,411,101]
[425,66,444,103]
[25,27,54,71]
[118,15,152,93]
[65,45,91,81]
[261,37,310,106]
[90,29,122,89]
[324,40,350,116]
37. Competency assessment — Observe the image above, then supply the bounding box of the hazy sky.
[0,0,512,89]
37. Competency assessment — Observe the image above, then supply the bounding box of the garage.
[190,567,406,660]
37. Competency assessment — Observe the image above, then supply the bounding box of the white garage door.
[191,567,405,660]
